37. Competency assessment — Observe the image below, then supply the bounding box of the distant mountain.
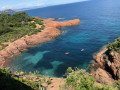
[0,9,15,14]
[15,8,31,11]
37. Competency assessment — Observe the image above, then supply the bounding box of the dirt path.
[47,78,65,90]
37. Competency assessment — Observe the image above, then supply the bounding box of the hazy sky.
[0,0,88,10]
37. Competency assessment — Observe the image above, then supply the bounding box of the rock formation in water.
[0,18,81,66]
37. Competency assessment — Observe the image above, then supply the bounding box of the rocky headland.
[0,18,81,67]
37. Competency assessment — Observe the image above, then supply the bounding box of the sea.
[7,0,120,77]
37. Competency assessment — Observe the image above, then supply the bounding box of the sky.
[0,0,88,10]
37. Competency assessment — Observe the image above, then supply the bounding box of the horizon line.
[1,0,89,11]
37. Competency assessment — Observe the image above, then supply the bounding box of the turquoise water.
[8,0,120,77]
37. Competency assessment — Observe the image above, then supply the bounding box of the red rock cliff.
[93,47,120,84]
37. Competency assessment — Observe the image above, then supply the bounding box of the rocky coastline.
[0,17,81,67]
[92,46,120,85]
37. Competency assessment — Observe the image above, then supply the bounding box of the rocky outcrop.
[0,18,81,67]
[93,68,114,84]
[46,19,81,28]
[93,47,120,84]
[94,47,108,68]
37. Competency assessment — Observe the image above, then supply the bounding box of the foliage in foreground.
[107,37,120,52]
[0,68,33,90]
[62,67,118,90]
[113,80,120,90]
[1,67,120,90]
[0,68,51,90]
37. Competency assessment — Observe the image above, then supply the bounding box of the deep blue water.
[8,0,120,77]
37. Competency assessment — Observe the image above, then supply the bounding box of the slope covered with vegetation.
[62,67,119,90]
[107,37,120,52]
[0,68,52,90]
[0,11,44,50]
[1,67,120,90]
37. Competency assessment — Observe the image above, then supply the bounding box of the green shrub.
[28,22,36,28]
[33,18,43,25]
[0,68,12,77]
[0,12,44,46]
[113,80,120,90]
[0,68,46,90]
[46,80,52,85]
[0,68,33,90]
[41,25,45,30]
[65,68,96,90]
[64,67,117,90]
[107,37,120,52]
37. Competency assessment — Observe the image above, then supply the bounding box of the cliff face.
[0,18,81,67]
[93,47,120,84]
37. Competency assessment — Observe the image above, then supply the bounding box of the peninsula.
[0,12,81,67]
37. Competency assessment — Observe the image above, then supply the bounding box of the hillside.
[92,37,120,90]
[0,67,119,90]
[0,11,44,50]
[0,9,15,14]
[0,11,120,90]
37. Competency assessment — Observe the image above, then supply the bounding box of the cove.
[7,0,120,77]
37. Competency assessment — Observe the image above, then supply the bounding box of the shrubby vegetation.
[107,37,120,52]
[0,68,52,90]
[0,11,44,50]
[0,68,33,90]
[1,67,120,90]
[62,67,118,90]
[64,67,95,90]
[113,80,120,90]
